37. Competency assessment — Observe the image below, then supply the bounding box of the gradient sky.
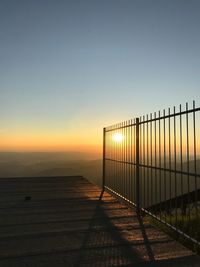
[0,0,200,153]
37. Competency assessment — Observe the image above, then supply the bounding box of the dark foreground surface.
[0,176,199,267]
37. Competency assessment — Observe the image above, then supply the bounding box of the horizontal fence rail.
[103,101,200,246]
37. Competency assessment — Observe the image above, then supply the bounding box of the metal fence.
[103,101,200,246]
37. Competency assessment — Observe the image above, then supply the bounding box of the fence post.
[102,127,106,190]
[136,118,140,212]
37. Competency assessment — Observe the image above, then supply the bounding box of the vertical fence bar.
[147,115,149,207]
[114,126,116,191]
[174,106,177,226]
[121,122,123,196]
[139,117,142,206]
[186,102,190,220]
[125,121,127,198]
[122,123,124,197]
[134,118,136,202]
[143,116,146,208]
[128,120,131,201]
[159,110,161,219]
[154,112,157,207]
[163,109,166,222]
[115,126,117,193]
[130,119,133,202]
[168,107,172,224]
[180,104,184,218]
[193,101,198,218]
[136,117,140,212]
[103,127,106,190]
[150,113,153,206]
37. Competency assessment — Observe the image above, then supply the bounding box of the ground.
[0,176,199,266]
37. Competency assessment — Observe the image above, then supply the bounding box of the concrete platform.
[0,176,199,266]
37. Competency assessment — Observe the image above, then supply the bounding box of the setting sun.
[112,133,123,143]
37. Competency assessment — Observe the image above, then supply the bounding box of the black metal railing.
[103,101,200,246]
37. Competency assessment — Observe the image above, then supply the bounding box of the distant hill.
[0,152,102,186]
[0,151,101,163]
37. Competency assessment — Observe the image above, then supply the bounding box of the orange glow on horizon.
[0,131,102,153]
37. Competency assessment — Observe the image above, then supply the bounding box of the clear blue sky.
[0,0,200,152]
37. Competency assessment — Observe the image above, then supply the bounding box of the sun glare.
[112,133,123,143]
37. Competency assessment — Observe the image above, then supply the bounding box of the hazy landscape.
[0,152,102,186]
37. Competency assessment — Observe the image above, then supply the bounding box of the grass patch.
[146,214,200,254]
[171,215,200,241]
